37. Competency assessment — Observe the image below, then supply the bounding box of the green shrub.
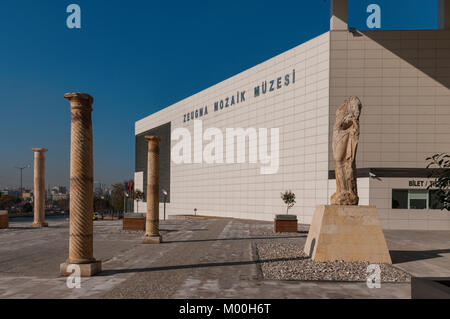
[281,190,296,214]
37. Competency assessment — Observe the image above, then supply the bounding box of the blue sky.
[0,0,440,189]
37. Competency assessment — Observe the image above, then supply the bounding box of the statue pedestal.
[304,205,392,264]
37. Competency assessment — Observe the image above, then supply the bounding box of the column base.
[31,222,48,228]
[60,260,102,277]
[142,234,162,244]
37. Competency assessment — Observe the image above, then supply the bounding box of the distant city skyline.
[0,0,440,188]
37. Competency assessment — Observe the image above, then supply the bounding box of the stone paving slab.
[0,216,448,299]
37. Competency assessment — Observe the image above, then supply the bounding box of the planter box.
[123,213,145,231]
[274,215,298,233]
[412,277,450,299]
[0,211,8,229]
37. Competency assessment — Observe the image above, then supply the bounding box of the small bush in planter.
[281,190,296,215]
[134,190,145,213]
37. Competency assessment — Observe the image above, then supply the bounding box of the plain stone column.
[142,136,162,244]
[31,148,48,227]
[60,92,101,277]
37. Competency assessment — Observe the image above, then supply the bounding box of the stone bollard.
[31,148,48,228]
[142,136,162,244]
[60,92,101,277]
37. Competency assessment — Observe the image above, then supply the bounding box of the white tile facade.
[135,28,450,230]
[136,33,331,224]
[369,177,450,231]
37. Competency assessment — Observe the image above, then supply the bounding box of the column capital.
[32,148,48,153]
[145,136,162,144]
[64,92,94,109]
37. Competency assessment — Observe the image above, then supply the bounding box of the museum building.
[134,0,450,230]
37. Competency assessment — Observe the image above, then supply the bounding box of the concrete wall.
[135,32,331,224]
[328,176,450,230]
[328,29,450,230]
[369,177,450,230]
[329,29,450,169]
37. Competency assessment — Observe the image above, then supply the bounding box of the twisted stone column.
[60,92,101,277]
[31,148,48,227]
[142,136,162,244]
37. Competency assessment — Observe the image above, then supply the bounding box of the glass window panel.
[408,190,428,209]
[409,199,427,209]
[392,190,408,209]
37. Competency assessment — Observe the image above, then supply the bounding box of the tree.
[134,190,145,213]
[110,183,124,212]
[281,190,296,214]
[55,198,70,212]
[426,153,450,211]
[22,202,33,213]
[0,195,21,211]
[94,195,111,217]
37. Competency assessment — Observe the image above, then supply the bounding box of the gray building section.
[135,122,171,203]
[135,0,450,230]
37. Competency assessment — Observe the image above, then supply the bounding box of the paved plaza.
[0,216,449,299]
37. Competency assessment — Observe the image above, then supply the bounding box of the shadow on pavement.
[390,249,450,264]
[160,229,208,233]
[99,256,309,276]
[163,235,306,244]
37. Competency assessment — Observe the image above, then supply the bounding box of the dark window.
[429,190,444,210]
[392,189,443,210]
[392,190,408,209]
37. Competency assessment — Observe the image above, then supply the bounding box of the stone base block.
[304,205,392,264]
[60,260,102,277]
[274,215,298,233]
[142,235,162,244]
[31,222,48,228]
[0,211,8,229]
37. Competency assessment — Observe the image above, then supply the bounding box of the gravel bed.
[251,230,307,237]
[250,224,309,238]
[257,242,411,282]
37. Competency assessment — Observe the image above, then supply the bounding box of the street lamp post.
[162,189,168,220]
[15,165,31,193]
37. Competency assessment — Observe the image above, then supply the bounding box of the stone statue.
[331,96,362,205]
